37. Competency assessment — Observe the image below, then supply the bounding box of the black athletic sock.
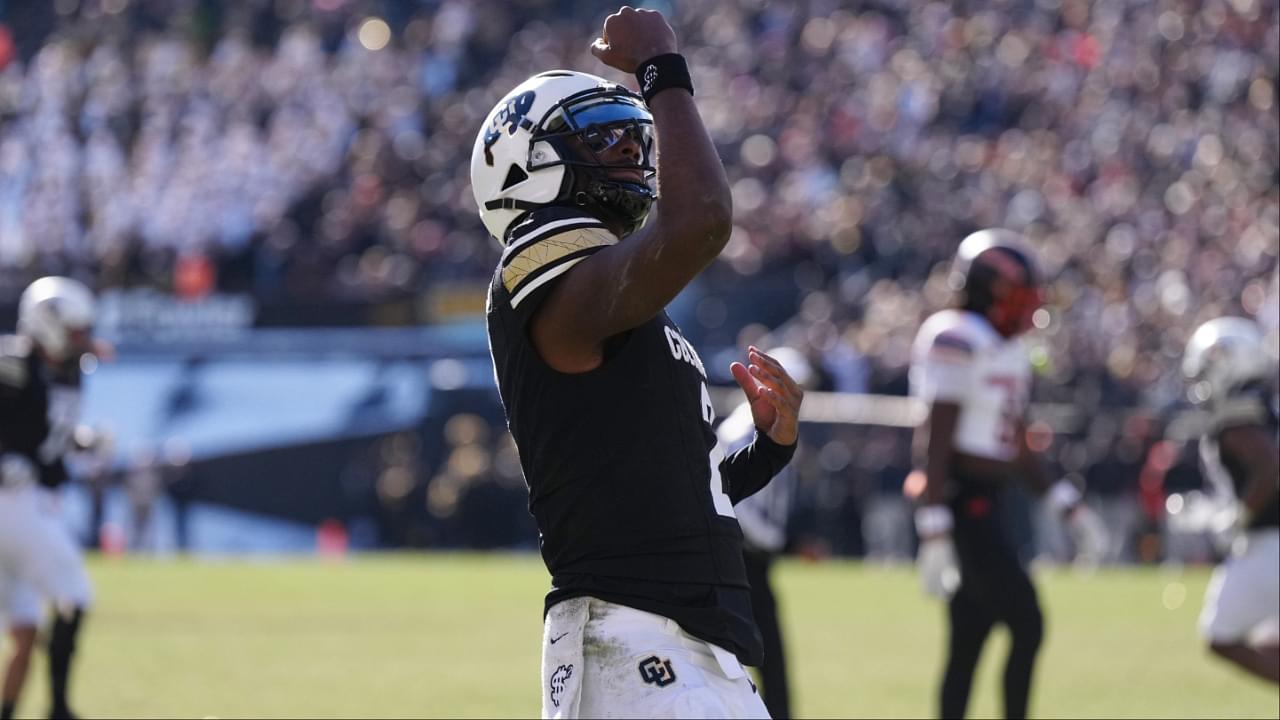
[2,700,16,719]
[48,607,84,719]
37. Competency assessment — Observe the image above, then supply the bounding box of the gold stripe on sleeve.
[502,226,618,295]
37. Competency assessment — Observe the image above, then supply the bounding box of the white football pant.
[1200,529,1280,644]
[541,597,769,719]
[0,485,93,623]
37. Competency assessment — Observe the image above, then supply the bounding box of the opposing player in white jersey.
[1183,317,1279,685]
[0,277,97,720]
[909,230,1106,719]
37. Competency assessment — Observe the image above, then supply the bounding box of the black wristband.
[753,430,797,468]
[634,53,693,104]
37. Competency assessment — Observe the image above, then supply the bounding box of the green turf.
[5,555,1277,718]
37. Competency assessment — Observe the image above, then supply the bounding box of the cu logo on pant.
[638,656,677,687]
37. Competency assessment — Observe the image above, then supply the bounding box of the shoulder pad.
[500,207,618,305]
[932,330,975,356]
[0,336,32,389]
[0,335,33,358]
[917,310,995,356]
[504,205,609,249]
[1210,381,1277,432]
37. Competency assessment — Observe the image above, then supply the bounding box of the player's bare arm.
[920,401,961,510]
[1219,424,1280,524]
[913,400,963,599]
[531,7,732,373]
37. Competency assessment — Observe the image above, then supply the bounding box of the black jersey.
[487,206,790,666]
[0,335,74,488]
[1202,379,1280,530]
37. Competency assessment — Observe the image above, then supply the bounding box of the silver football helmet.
[470,70,656,244]
[1183,317,1274,403]
[17,276,96,362]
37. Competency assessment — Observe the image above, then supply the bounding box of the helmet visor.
[533,90,655,176]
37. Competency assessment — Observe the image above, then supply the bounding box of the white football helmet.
[470,70,656,244]
[17,276,96,362]
[1183,317,1274,402]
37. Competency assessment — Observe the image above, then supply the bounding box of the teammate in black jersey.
[1,277,97,720]
[1183,317,1279,685]
[470,7,802,718]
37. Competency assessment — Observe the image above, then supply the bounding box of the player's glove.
[915,505,960,599]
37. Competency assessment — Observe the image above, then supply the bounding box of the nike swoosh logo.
[549,632,570,645]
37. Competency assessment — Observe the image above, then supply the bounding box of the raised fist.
[589,6,678,74]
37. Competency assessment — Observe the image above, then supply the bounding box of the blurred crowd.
[1,0,1277,559]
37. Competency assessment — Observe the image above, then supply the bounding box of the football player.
[909,230,1107,719]
[472,7,802,719]
[0,276,97,720]
[1183,317,1279,684]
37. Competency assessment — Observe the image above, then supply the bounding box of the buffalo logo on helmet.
[471,71,658,243]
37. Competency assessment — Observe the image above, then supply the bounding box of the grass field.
[6,555,1278,718]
